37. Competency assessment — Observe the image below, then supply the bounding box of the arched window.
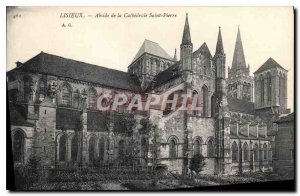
[169,138,177,158]
[98,137,105,161]
[61,83,71,106]
[194,139,202,155]
[38,80,46,100]
[89,136,96,163]
[201,85,208,117]
[243,142,249,162]
[59,134,67,162]
[119,140,125,159]
[267,74,272,103]
[232,141,238,163]
[88,88,97,109]
[260,78,264,104]
[192,90,200,115]
[141,137,148,160]
[211,95,215,117]
[12,130,25,163]
[23,76,33,102]
[253,143,259,162]
[71,134,79,162]
[203,65,207,75]
[263,143,268,160]
[207,138,214,157]
[73,90,80,109]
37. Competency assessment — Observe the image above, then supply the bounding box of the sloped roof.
[275,112,294,123]
[152,61,181,88]
[254,57,287,74]
[10,52,141,92]
[193,42,212,58]
[131,39,172,63]
[9,105,34,127]
[228,96,255,115]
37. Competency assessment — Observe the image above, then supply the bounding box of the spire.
[181,13,192,45]
[173,48,178,61]
[232,26,247,70]
[215,26,224,55]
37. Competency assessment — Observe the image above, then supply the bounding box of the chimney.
[16,61,23,68]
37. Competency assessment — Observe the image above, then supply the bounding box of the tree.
[189,154,206,175]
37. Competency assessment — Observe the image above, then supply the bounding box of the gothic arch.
[70,134,79,162]
[192,90,200,115]
[206,136,214,157]
[88,87,97,109]
[98,137,105,161]
[12,129,26,163]
[231,141,238,163]
[23,75,33,102]
[59,82,72,106]
[266,73,272,103]
[88,135,97,163]
[193,136,203,155]
[58,133,68,162]
[201,85,209,117]
[243,142,249,162]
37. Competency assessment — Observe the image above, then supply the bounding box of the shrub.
[189,154,206,175]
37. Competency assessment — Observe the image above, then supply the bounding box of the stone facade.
[8,14,291,175]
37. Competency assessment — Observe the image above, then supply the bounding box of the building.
[8,14,291,175]
[273,113,294,177]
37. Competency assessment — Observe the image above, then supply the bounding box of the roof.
[131,39,172,63]
[254,57,287,74]
[10,52,141,92]
[152,61,181,88]
[181,13,192,45]
[228,96,255,115]
[87,111,108,132]
[231,27,247,70]
[9,104,34,127]
[275,112,294,123]
[56,108,81,130]
[193,42,212,59]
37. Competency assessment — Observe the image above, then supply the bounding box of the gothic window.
[192,90,199,115]
[194,138,202,155]
[39,80,46,100]
[12,130,25,163]
[88,88,97,109]
[201,85,208,117]
[243,142,249,162]
[260,78,264,104]
[119,140,125,159]
[253,143,259,162]
[89,136,96,163]
[71,134,79,162]
[61,83,71,106]
[267,74,272,103]
[203,65,207,75]
[169,138,177,158]
[232,141,238,163]
[207,138,214,157]
[59,134,67,162]
[141,137,148,160]
[73,90,80,109]
[211,95,215,117]
[263,143,268,160]
[23,76,33,102]
[98,137,105,161]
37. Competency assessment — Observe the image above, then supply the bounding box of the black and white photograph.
[5,6,295,191]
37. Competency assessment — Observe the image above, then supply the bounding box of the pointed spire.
[181,13,192,45]
[215,26,224,55]
[173,48,178,61]
[232,26,247,70]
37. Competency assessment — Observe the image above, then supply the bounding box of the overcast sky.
[7,7,294,110]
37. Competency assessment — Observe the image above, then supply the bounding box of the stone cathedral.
[8,14,290,175]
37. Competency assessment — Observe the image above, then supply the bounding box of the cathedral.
[8,14,290,175]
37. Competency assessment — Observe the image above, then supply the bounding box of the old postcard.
[6,6,295,191]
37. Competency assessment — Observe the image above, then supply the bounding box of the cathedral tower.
[213,27,231,174]
[180,13,193,77]
[227,27,254,102]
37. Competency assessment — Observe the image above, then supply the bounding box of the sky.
[6,7,294,110]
